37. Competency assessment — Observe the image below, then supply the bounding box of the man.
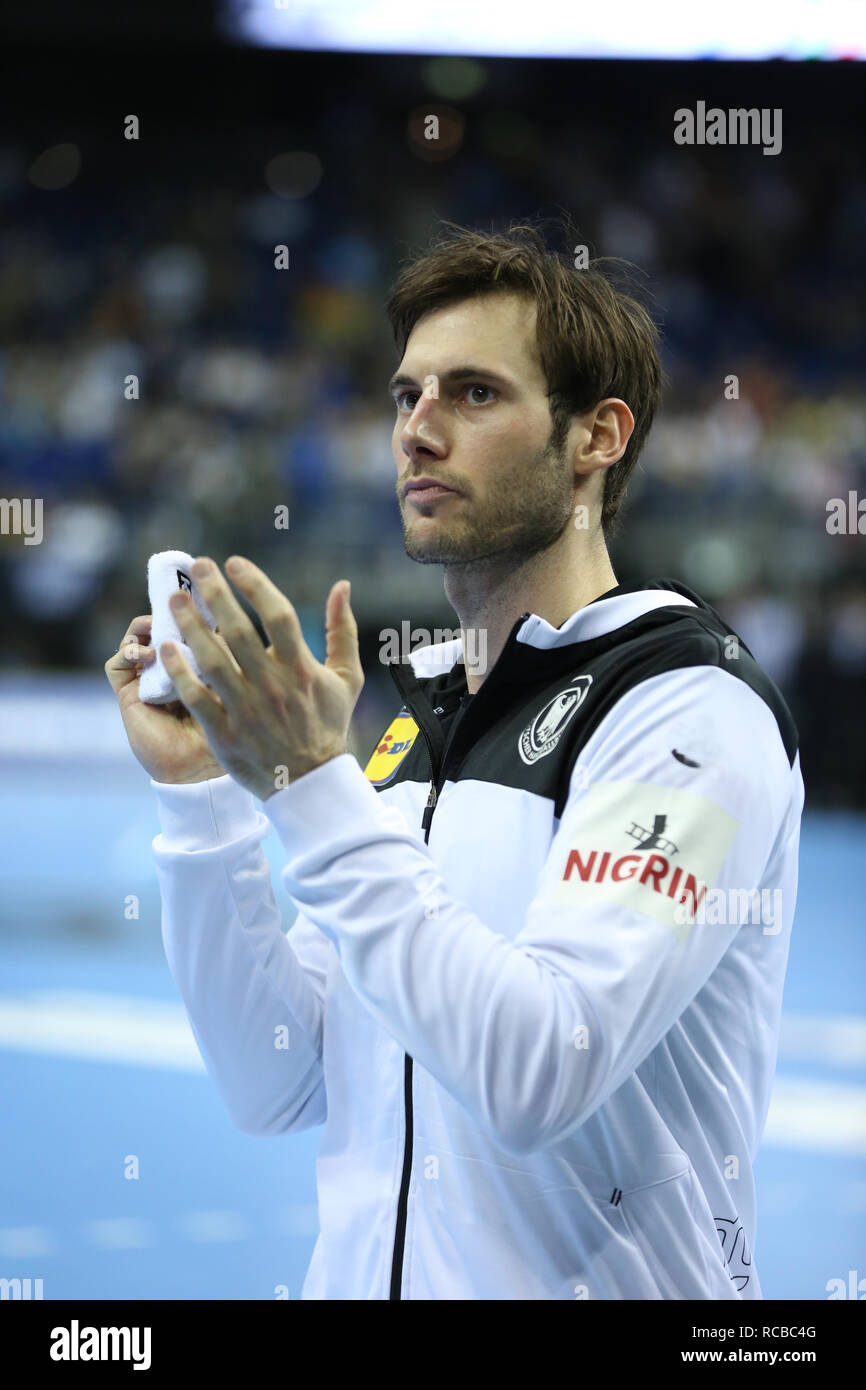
[106,223,803,1299]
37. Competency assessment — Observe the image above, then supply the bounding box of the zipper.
[385,613,532,1300]
[421,782,437,836]
[387,713,441,1300]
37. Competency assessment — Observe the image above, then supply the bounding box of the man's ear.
[574,398,635,474]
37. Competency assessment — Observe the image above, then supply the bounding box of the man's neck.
[443,541,619,695]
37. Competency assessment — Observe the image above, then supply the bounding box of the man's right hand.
[105,615,234,785]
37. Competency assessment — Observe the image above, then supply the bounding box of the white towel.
[138,550,218,705]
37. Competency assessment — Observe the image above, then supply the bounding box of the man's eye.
[394,384,496,410]
[466,384,495,404]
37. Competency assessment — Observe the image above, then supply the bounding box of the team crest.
[518,677,593,765]
[364,711,420,786]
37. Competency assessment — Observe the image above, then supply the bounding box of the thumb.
[324,580,363,693]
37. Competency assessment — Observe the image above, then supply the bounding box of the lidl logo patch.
[364,712,420,786]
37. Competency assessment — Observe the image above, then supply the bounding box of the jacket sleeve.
[265,665,801,1154]
[151,772,330,1136]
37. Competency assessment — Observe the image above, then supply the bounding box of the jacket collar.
[405,581,699,681]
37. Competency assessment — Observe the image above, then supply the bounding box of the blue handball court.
[1,677,864,1300]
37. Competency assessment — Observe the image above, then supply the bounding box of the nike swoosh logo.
[672,748,700,767]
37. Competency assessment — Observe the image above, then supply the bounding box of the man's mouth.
[403,477,461,505]
[406,485,458,505]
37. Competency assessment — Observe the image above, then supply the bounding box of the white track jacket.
[150,580,804,1299]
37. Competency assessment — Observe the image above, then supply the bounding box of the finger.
[221,555,309,668]
[107,617,153,668]
[160,640,227,730]
[212,630,244,676]
[123,643,156,664]
[105,635,154,694]
[168,588,245,705]
[118,615,152,650]
[325,580,363,693]
[185,557,269,676]
[105,618,238,701]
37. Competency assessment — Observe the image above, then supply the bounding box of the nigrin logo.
[549,779,740,940]
[561,844,707,917]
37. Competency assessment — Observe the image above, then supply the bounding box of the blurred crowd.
[0,71,864,806]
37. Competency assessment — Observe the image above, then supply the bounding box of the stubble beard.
[401,423,575,569]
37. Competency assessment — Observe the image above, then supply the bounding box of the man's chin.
[404,542,457,564]
[403,532,470,564]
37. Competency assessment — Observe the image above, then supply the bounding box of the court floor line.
[1,991,865,1152]
[0,1205,320,1257]
[0,990,204,1070]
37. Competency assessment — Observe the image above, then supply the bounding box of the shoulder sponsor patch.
[364,711,420,786]
[548,780,738,940]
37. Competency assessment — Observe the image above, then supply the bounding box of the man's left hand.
[160,556,364,801]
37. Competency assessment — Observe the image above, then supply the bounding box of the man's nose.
[401,389,446,460]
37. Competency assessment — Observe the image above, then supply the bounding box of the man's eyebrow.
[387,365,515,393]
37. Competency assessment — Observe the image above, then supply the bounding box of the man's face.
[390,292,576,566]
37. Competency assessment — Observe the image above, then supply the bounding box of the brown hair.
[386,220,663,534]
